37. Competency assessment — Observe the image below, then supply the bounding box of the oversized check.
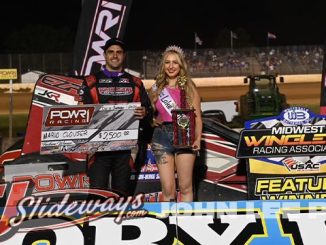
[40,103,140,154]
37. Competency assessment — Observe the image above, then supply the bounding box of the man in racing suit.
[83,38,153,196]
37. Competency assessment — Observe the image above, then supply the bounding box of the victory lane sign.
[236,107,326,200]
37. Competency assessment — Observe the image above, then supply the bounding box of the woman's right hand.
[152,117,163,126]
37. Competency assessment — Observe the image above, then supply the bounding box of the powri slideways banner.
[1,182,326,245]
[73,0,133,76]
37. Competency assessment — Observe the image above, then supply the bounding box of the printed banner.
[0,69,17,80]
[73,0,133,75]
[41,103,140,154]
[237,106,326,200]
[1,182,326,245]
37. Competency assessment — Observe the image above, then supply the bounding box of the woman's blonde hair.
[150,46,196,109]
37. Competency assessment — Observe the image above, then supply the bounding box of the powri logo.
[45,107,95,126]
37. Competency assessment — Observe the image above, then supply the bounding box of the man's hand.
[134,106,146,119]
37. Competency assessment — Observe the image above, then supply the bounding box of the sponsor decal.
[136,173,160,181]
[0,149,22,165]
[45,107,94,126]
[39,76,82,95]
[98,87,133,96]
[36,89,61,102]
[119,78,129,83]
[99,78,113,83]
[98,87,110,95]
[282,106,311,125]
[11,173,89,192]
[282,158,320,172]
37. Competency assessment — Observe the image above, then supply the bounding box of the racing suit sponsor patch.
[99,78,113,83]
[99,87,133,96]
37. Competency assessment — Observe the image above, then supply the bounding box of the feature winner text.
[255,176,326,200]
[244,125,326,156]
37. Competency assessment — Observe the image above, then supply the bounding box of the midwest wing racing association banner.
[237,106,326,200]
[40,103,140,154]
[73,0,133,75]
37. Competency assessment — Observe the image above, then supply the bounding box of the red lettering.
[13,175,34,183]
[35,175,55,192]
[40,76,81,95]
[11,174,89,192]
[55,175,79,189]
[0,182,30,236]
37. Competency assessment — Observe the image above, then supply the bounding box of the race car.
[0,74,247,201]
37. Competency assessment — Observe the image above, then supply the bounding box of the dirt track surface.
[198,82,321,105]
[0,81,321,114]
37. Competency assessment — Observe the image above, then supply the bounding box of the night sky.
[125,1,326,49]
[0,0,325,52]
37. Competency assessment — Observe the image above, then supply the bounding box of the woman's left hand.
[192,139,201,152]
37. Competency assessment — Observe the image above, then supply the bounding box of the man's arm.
[140,82,153,122]
[138,82,154,143]
[80,75,97,104]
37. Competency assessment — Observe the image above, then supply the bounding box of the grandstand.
[0,45,323,82]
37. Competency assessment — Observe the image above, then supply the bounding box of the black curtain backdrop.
[320,38,326,114]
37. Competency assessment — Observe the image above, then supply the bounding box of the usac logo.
[283,158,320,171]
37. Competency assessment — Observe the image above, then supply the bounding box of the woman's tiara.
[164,45,185,58]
